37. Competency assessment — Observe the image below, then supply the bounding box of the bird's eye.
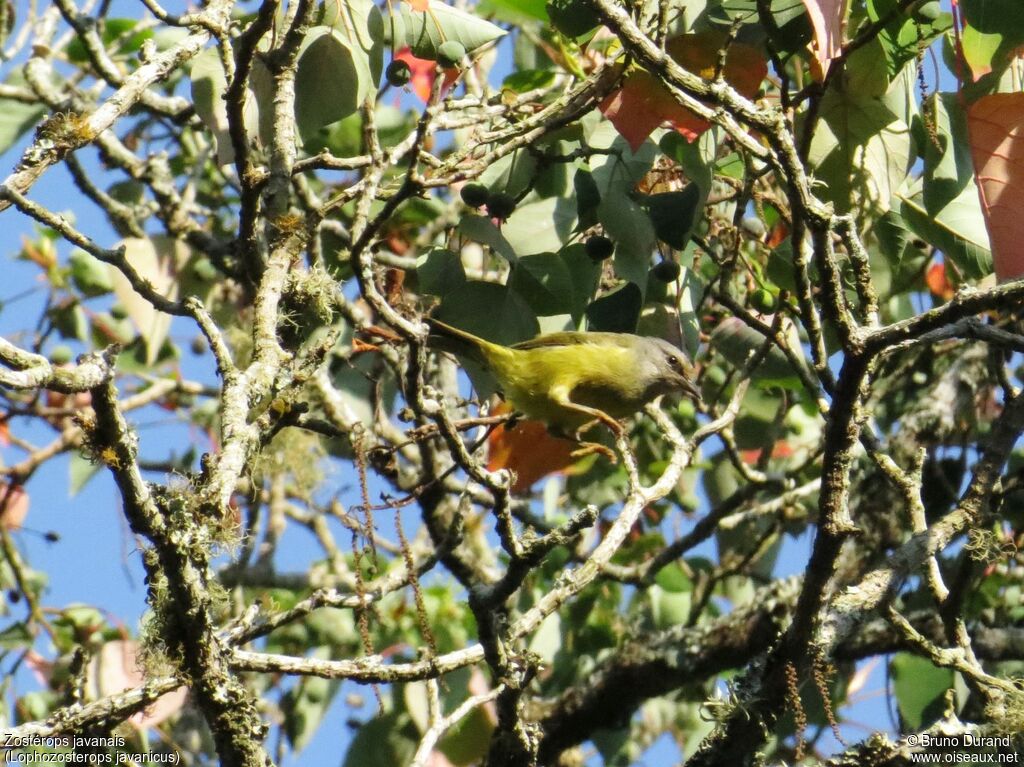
[668,355,683,371]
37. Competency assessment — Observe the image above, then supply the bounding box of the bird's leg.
[570,419,618,462]
[505,410,524,431]
[556,400,623,437]
[570,440,617,463]
[548,387,622,461]
[547,423,617,464]
[573,417,601,438]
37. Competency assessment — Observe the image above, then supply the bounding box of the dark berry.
[460,183,489,208]
[485,191,517,221]
[585,235,614,261]
[652,260,681,282]
[385,59,412,87]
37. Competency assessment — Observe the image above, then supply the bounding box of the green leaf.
[282,648,339,753]
[960,0,1024,71]
[48,302,88,342]
[710,0,811,55]
[588,119,658,188]
[922,93,974,216]
[69,452,101,497]
[502,197,577,256]
[573,168,601,230]
[56,604,105,634]
[533,141,574,198]
[961,23,1003,79]
[479,0,549,23]
[322,0,384,86]
[342,712,419,767]
[294,27,369,143]
[644,185,702,250]
[92,310,138,348]
[843,37,891,98]
[592,727,635,766]
[649,584,691,629]
[458,214,517,263]
[891,653,953,730]
[961,0,1024,33]
[716,151,745,179]
[715,0,807,28]
[401,3,506,60]
[110,238,184,366]
[502,69,556,93]
[808,90,912,218]
[527,610,561,663]
[956,4,1024,89]
[416,247,466,297]
[896,180,992,279]
[108,180,145,206]
[66,18,153,62]
[439,704,494,766]
[586,282,642,332]
[600,188,655,288]
[873,208,928,293]
[189,46,235,165]
[249,54,275,148]
[0,621,31,649]
[478,150,537,198]
[509,253,574,316]
[589,122,658,286]
[561,242,601,322]
[710,317,805,386]
[716,513,780,580]
[437,281,539,346]
[867,0,952,77]
[68,250,113,297]
[0,89,45,156]
[546,0,600,38]
[659,131,714,198]
[655,562,693,593]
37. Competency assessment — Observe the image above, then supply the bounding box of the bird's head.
[637,337,702,406]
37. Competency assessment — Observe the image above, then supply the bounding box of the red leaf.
[740,440,794,464]
[0,482,29,530]
[599,33,767,151]
[89,640,188,730]
[665,33,766,96]
[600,69,693,151]
[486,403,578,494]
[766,219,790,249]
[394,47,459,103]
[967,92,1024,280]
[800,0,847,72]
[407,0,430,10]
[926,261,954,300]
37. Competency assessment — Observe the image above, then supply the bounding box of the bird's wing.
[510,331,590,350]
[511,332,634,351]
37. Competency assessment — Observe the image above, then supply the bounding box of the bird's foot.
[574,417,623,440]
[570,441,618,464]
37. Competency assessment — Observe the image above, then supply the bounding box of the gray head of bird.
[636,336,702,405]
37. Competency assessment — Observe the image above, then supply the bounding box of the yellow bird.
[426,317,700,447]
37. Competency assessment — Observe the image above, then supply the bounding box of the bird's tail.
[424,317,498,365]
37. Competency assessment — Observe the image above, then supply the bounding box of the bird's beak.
[677,373,702,407]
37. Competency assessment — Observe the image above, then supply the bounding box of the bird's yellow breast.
[483,342,636,431]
